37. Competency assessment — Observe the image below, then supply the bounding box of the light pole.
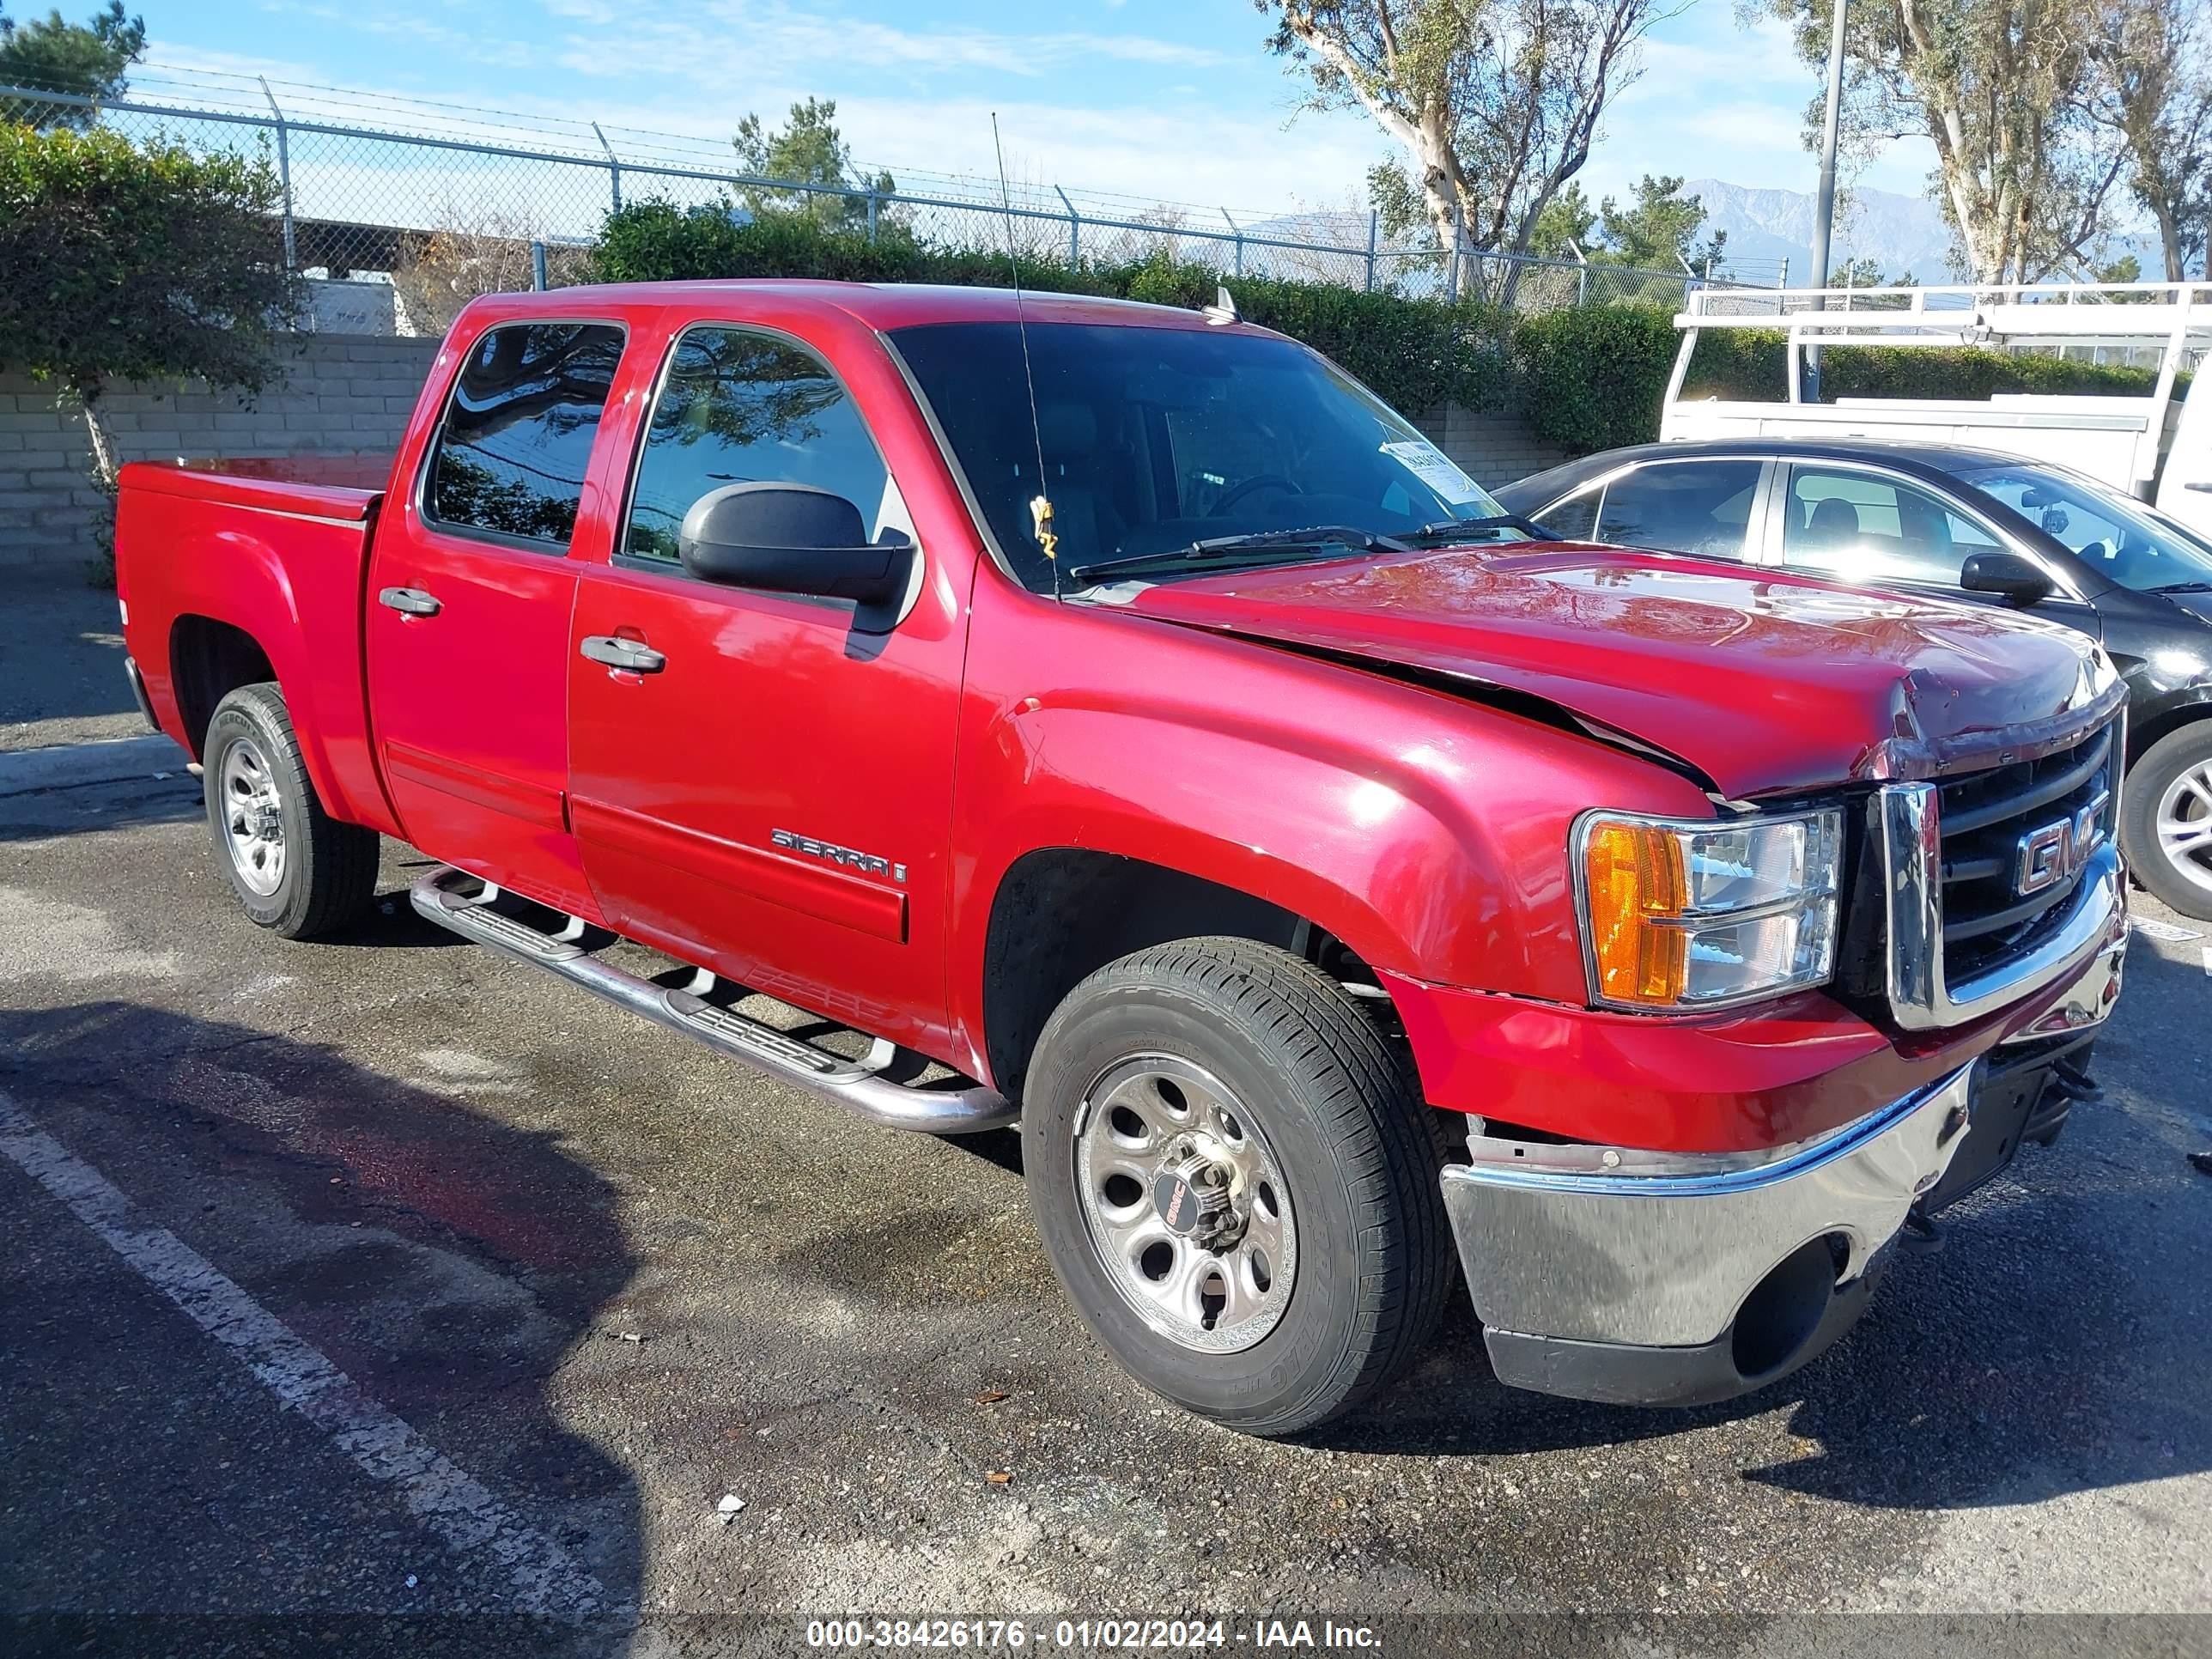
[1807,0,1848,401]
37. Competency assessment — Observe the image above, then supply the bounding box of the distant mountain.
[1239,185,1965,286]
[1243,182,2160,290]
[1683,179,1959,285]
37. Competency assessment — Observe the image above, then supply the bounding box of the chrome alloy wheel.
[2156,760,2212,899]
[1072,1055,1297,1354]
[220,737,287,896]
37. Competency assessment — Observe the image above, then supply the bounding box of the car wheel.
[203,683,380,939]
[2122,724,2212,921]
[1021,937,1452,1437]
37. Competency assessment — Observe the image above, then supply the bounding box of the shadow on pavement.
[0,775,202,844]
[0,1000,643,1654]
[0,570,136,734]
[1310,940,2212,1513]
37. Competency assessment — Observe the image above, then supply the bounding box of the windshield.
[1960,461,2212,592]
[888,320,1513,592]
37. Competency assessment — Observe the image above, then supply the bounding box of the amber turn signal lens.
[1582,821,1689,1006]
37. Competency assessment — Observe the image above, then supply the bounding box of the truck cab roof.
[455,278,1263,337]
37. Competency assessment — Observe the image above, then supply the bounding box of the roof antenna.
[990,112,1060,599]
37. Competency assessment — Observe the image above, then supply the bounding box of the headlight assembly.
[1574,808,1843,1011]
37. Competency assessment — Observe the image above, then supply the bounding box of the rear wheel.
[1022,938,1452,1437]
[203,683,380,939]
[2122,724,2212,920]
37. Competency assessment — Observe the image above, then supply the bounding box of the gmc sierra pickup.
[115,281,2130,1436]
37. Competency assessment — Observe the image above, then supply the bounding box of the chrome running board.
[410,866,1016,1134]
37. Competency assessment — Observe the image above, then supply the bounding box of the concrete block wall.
[1414,404,1572,491]
[0,335,440,569]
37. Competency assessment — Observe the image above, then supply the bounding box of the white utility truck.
[1660,280,2212,539]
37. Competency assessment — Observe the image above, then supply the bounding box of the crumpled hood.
[1116,544,2122,799]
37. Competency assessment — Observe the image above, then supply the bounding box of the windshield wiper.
[2148,580,2212,594]
[1070,525,1405,586]
[1397,514,1562,545]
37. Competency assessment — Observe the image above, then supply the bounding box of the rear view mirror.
[1960,550,2055,608]
[678,483,910,606]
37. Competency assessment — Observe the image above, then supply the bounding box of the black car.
[1497,438,2212,919]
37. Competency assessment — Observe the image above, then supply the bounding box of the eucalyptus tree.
[1759,0,2125,283]
[1259,0,1668,300]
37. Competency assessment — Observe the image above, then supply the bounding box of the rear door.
[366,318,628,915]
[1550,458,1771,561]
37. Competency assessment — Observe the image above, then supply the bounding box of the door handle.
[580,635,666,674]
[2185,482,2212,494]
[378,586,441,617]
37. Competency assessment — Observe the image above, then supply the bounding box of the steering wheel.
[1210,473,1306,517]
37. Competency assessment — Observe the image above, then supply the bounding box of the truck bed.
[115,453,401,841]
[118,453,390,522]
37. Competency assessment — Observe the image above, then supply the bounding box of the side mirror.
[678,483,910,606]
[1960,550,2054,608]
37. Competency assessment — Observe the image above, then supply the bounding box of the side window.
[624,326,893,566]
[1534,488,1600,541]
[1781,467,1999,586]
[1594,461,1761,559]
[426,322,624,550]
[1972,474,2124,558]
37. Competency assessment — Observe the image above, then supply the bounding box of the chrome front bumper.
[1999,910,2128,1047]
[1442,1061,1979,1405]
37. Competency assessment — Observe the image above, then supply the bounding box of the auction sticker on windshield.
[1381,439,1488,505]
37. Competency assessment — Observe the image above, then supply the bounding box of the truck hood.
[1113,544,2121,799]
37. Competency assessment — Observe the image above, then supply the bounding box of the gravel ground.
[2,575,2208,1657]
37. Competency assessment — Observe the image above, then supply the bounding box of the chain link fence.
[3,64,1781,335]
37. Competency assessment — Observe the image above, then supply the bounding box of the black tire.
[2121,723,2212,921]
[202,683,380,939]
[1022,937,1452,1437]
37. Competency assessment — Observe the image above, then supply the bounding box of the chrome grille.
[1936,722,2118,990]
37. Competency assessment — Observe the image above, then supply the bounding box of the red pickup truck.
[115,282,2129,1435]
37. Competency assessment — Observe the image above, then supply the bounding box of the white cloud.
[538,0,1231,83]
[821,92,1386,219]
[1620,14,1809,103]
[1585,13,1938,201]
[128,40,1388,233]
[143,2,1946,257]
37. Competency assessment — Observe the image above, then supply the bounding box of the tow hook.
[1899,1206,1944,1256]
[2047,1057,2100,1103]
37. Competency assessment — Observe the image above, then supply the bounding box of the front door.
[367,319,629,915]
[1769,461,2106,641]
[566,321,966,1054]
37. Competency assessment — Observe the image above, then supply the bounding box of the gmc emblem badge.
[2014,792,2110,898]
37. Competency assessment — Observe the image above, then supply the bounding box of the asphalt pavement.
[3,570,2209,1657]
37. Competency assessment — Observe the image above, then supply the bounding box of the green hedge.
[592,202,2172,458]
[1680,328,2164,404]
[1512,304,1683,454]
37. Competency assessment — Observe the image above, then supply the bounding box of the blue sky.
[148,0,1941,218]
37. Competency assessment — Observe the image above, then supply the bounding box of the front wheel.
[2121,724,2212,920]
[203,683,380,939]
[1022,938,1452,1437]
